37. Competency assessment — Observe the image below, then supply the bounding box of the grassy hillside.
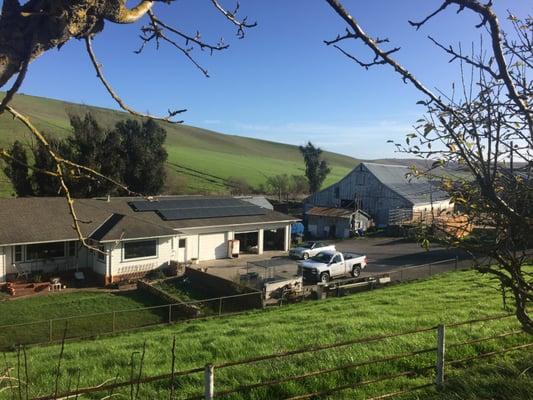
[2,269,531,399]
[0,93,357,196]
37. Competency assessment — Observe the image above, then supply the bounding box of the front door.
[0,247,5,282]
[329,254,344,276]
[177,238,186,263]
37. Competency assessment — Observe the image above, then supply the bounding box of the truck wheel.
[319,272,330,284]
[351,265,362,278]
[303,252,309,260]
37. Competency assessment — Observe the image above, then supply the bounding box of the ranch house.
[0,196,297,284]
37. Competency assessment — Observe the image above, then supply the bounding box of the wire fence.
[24,313,531,400]
[0,257,470,349]
[0,291,264,350]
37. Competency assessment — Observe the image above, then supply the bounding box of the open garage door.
[198,233,227,261]
[264,228,285,251]
[234,231,259,254]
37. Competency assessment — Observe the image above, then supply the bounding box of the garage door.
[198,233,227,261]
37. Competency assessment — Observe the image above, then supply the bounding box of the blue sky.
[14,0,530,159]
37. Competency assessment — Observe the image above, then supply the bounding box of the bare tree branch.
[85,36,186,123]
[210,0,257,38]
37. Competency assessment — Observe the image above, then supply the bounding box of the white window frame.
[13,245,23,263]
[122,239,159,262]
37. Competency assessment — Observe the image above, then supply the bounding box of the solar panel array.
[129,198,267,221]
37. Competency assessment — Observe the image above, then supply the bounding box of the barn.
[305,162,452,228]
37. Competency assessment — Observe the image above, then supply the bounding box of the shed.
[306,207,372,239]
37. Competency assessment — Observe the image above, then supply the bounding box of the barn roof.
[362,163,449,205]
[307,207,371,220]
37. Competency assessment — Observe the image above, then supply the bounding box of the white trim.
[99,234,176,244]
[175,219,299,231]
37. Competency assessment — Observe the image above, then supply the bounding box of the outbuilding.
[306,207,371,239]
[306,162,452,227]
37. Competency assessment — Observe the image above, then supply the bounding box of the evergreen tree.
[298,141,331,193]
[2,140,33,197]
[116,119,167,194]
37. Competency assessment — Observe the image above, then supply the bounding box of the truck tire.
[351,265,362,278]
[319,272,330,284]
[303,252,309,260]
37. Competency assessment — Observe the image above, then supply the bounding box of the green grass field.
[0,290,168,348]
[1,269,531,399]
[0,93,357,196]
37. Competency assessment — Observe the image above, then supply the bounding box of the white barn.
[0,196,297,284]
[306,162,452,228]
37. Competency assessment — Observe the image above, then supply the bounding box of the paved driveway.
[200,237,471,283]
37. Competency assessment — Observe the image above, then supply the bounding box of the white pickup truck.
[299,250,368,283]
[289,241,336,260]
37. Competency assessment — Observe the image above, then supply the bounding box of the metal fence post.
[219,297,223,316]
[204,364,214,400]
[49,319,53,342]
[436,324,446,387]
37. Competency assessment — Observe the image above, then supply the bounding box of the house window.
[13,245,23,262]
[97,245,106,262]
[26,242,65,261]
[178,239,186,248]
[334,187,340,199]
[124,240,157,260]
[67,241,77,257]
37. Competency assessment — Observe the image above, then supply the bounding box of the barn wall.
[307,164,412,226]
[307,216,351,239]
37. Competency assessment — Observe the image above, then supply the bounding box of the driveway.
[198,237,471,283]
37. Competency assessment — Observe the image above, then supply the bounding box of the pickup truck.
[298,250,368,283]
[289,241,336,260]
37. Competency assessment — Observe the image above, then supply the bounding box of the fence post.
[168,304,172,324]
[49,319,53,342]
[436,324,446,387]
[112,311,116,333]
[204,364,214,400]
[218,297,223,316]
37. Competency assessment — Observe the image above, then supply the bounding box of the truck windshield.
[311,252,332,263]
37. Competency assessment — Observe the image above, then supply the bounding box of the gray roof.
[362,163,449,205]
[0,196,298,246]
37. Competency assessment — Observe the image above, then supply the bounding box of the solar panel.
[157,205,267,221]
[129,198,245,212]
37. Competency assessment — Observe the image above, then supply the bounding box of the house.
[305,162,452,228]
[0,196,298,284]
[306,207,371,239]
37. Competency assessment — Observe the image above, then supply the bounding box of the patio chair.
[13,263,30,281]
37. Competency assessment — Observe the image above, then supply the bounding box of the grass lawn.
[1,269,532,399]
[0,290,168,348]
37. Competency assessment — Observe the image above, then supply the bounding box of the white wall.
[0,246,5,282]
[106,237,174,279]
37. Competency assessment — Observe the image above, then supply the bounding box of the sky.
[11,0,531,159]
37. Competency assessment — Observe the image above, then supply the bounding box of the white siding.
[0,246,5,282]
[108,237,174,278]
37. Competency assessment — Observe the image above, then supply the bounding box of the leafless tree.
[324,0,532,333]
[0,0,255,250]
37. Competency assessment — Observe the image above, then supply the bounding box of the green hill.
[0,93,358,196]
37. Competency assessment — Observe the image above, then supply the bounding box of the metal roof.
[362,163,449,205]
[307,207,370,219]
